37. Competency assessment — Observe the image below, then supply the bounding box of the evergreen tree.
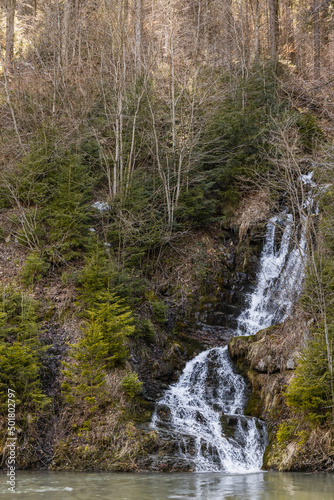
[44,154,93,263]
[77,247,145,308]
[286,333,333,423]
[86,292,135,369]
[62,291,135,411]
[62,319,109,410]
[0,342,50,415]
[0,288,40,344]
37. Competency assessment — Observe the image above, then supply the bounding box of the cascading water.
[151,347,267,472]
[151,176,315,472]
[236,213,305,336]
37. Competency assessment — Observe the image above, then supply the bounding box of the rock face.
[131,228,263,410]
[128,228,264,472]
[228,316,334,472]
[228,322,302,376]
[228,321,300,428]
[139,212,309,472]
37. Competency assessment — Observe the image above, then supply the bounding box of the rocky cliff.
[229,315,334,472]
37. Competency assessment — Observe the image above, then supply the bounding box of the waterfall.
[151,347,267,472]
[236,213,306,336]
[151,177,315,472]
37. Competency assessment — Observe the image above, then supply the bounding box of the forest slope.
[1,0,334,471]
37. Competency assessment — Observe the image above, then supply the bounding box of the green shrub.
[0,342,50,417]
[276,421,297,445]
[43,155,93,263]
[290,247,334,424]
[20,253,50,285]
[120,373,143,399]
[61,271,76,285]
[0,287,40,343]
[297,112,324,153]
[151,301,168,325]
[1,133,94,264]
[135,319,155,341]
[77,247,145,308]
[0,288,49,424]
[286,333,333,423]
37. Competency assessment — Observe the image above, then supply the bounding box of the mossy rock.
[228,325,281,367]
[244,390,263,418]
[220,414,239,439]
[176,332,203,357]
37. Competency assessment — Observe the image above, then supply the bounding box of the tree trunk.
[286,0,295,65]
[252,0,260,60]
[225,0,234,69]
[239,0,250,75]
[62,0,73,69]
[268,0,279,63]
[135,0,142,73]
[5,0,16,69]
[313,0,321,79]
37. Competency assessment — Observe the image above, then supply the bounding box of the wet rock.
[156,404,171,422]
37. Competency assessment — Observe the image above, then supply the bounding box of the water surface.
[1,471,333,499]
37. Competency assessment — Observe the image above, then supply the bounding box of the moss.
[276,421,298,444]
[228,334,254,360]
[198,295,219,312]
[244,390,263,418]
[262,425,276,469]
[131,403,154,424]
[176,332,203,357]
[255,324,279,338]
[151,301,168,324]
[296,429,311,449]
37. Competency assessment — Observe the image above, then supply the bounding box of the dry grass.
[235,189,271,241]
[245,309,308,375]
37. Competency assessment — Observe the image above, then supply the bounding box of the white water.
[236,213,306,336]
[151,176,315,472]
[151,347,267,472]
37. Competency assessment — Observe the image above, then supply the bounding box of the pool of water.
[0,471,334,499]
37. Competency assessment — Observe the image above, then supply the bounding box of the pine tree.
[0,342,50,415]
[87,292,135,369]
[62,291,135,411]
[62,318,109,410]
[44,155,93,263]
[0,288,40,344]
[286,333,333,423]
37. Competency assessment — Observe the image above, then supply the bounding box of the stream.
[1,471,333,499]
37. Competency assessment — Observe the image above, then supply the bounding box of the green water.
[0,471,334,499]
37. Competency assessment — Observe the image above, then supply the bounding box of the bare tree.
[269,0,279,63]
[135,0,142,73]
[313,0,321,79]
[5,0,16,69]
